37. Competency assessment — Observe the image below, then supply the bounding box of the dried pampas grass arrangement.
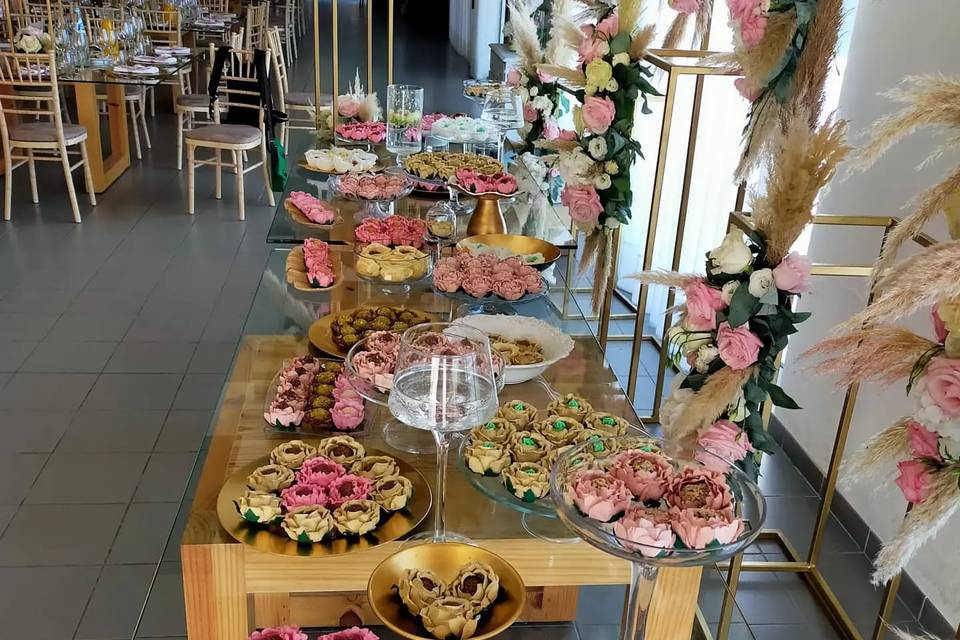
[661,367,754,442]
[660,0,713,50]
[838,418,912,490]
[804,326,937,388]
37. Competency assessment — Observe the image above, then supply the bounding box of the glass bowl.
[354,242,433,287]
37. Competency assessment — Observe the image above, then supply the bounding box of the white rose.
[558,147,594,183]
[606,79,619,92]
[594,173,612,189]
[667,325,712,355]
[939,436,960,463]
[694,345,719,373]
[529,85,539,96]
[721,281,740,305]
[605,217,620,229]
[587,136,608,160]
[748,268,774,297]
[534,96,552,113]
[709,232,753,275]
[604,160,619,175]
[726,389,748,422]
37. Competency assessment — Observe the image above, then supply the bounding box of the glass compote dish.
[387,323,501,543]
[479,87,525,161]
[328,169,414,220]
[385,84,424,161]
[550,435,766,640]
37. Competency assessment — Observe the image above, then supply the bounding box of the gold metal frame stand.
[714,213,938,640]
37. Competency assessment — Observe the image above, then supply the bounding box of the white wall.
[778,0,960,625]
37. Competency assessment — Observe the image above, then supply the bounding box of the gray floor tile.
[58,410,166,453]
[3,409,72,453]
[0,312,59,340]
[0,503,125,565]
[761,496,860,556]
[700,566,745,625]
[107,502,179,565]
[20,341,117,373]
[0,372,97,409]
[26,452,149,504]
[171,373,224,410]
[0,453,48,504]
[125,311,210,342]
[815,552,916,634]
[46,313,135,342]
[0,289,77,315]
[67,288,150,315]
[0,340,37,371]
[576,585,626,625]
[757,452,818,498]
[136,562,186,637]
[134,453,197,502]
[574,624,616,640]
[734,573,805,626]
[750,624,834,640]
[83,373,182,410]
[154,410,211,452]
[503,624,579,639]
[76,564,155,640]
[0,566,99,640]
[200,313,247,341]
[0,505,16,535]
[187,341,236,373]
[105,341,198,373]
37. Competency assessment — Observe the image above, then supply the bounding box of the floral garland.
[506,67,569,152]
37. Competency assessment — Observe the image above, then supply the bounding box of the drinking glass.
[387,323,499,542]
[385,84,423,159]
[480,87,524,160]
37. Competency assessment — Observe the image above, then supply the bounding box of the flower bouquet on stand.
[632,114,849,479]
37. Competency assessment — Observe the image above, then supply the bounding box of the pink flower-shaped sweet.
[582,96,616,134]
[352,350,395,382]
[494,278,525,301]
[613,505,676,557]
[474,254,498,270]
[326,474,373,505]
[332,381,363,404]
[338,96,360,118]
[462,274,494,298]
[331,400,365,430]
[296,456,346,487]
[716,321,763,370]
[669,507,744,549]
[280,483,328,510]
[495,174,517,194]
[923,357,960,417]
[609,450,674,501]
[264,404,304,428]
[907,420,941,461]
[367,330,402,355]
[568,469,633,522]
[665,468,733,511]
[357,181,381,200]
[695,420,754,472]
[250,625,309,640]
[316,628,380,640]
[433,268,464,293]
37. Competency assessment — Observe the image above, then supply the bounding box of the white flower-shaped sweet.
[281,505,335,543]
[237,490,281,523]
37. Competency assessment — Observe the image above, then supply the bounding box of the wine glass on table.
[387,322,500,542]
[480,87,524,161]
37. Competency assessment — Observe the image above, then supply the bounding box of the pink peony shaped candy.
[280,483,328,510]
[612,505,676,557]
[296,456,346,487]
[669,507,744,549]
[568,469,633,522]
[609,450,674,501]
[326,474,373,506]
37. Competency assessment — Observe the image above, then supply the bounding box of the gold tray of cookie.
[284,246,344,292]
[308,305,436,358]
[216,437,432,558]
[354,243,433,285]
[401,152,503,183]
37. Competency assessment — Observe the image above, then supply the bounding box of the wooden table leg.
[182,544,248,640]
[70,82,130,192]
[647,566,703,640]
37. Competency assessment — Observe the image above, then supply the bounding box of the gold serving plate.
[308,306,435,359]
[284,246,343,293]
[367,542,526,640]
[456,233,561,270]
[216,448,432,558]
[298,159,386,175]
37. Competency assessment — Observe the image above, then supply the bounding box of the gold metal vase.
[466,193,508,236]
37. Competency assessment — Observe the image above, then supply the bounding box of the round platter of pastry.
[308,305,435,358]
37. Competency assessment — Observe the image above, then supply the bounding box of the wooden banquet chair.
[136,7,191,116]
[243,1,268,49]
[267,27,325,143]
[0,51,96,223]
[184,46,275,220]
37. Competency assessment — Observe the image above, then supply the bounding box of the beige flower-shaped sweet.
[509,430,551,463]
[619,435,663,454]
[317,435,366,466]
[497,399,538,428]
[332,499,381,535]
[545,445,594,471]
[502,461,550,502]
[351,455,399,480]
[547,393,593,420]
[281,505,335,543]
[270,440,317,469]
[397,568,447,616]
[585,412,629,436]
[574,430,619,456]
[372,475,413,511]
[246,464,296,492]
[534,415,583,447]
[451,561,500,610]
[237,490,282,524]
[465,438,511,476]
[468,417,515,444]
[419,596,481,640]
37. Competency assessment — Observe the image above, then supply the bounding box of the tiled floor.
[0,3,952,640]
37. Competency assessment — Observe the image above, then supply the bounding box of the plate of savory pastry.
[452,315,574,384]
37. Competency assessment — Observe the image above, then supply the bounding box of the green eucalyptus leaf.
[727,284,759,327]
[763,381,801,409]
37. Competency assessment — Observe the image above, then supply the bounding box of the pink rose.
[716,321,763,370]
[338,97,360,118]
[537,69,557,83]
[280,483,328,510]
[735,7,767,48]
[683,280,725,331]
[543,117,560,140]
[250,625,309,640]
[581,96,616,134]
[561,184,603,227]
[895,460,933,504]
[609,450,674,501]
[933,304,949,342]
[595,13,619,37]
[613,505,676,558]
[331,401,365,430]
[326,474,373,506]
[668,0,701,14]
[494,278,525,301]
[907,421,941,461]
[924,357,960,417]
[462,274,494,298]
[577,27,607,64]
[695,420,754,472]
[734,76,762,102]
[296,456,345,487]
[317,628,380,640]
[665,468,733,511]
[506,68,521,86]
[523,101,538,123]
[772,252,812,294]
[557,129,578,141]
[568,469,633,522]
[669,507,744,549]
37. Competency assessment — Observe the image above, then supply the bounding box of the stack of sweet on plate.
[288,191,336,224]
[302,239,335,288]
[335,173,409,200]
[453,168,517,195]
[463,395,633,502]
[336,121,387,143]
[433,254,543,300]
[489,335,543,365]
[348,330,401,390]
[332,306,428,350]
[355,216,427,248]
[237,437,414,542]
[402,152,502,182]
[263,357,364,431]
[430,116,496,143]
[396,562,501,640]
[305,147,378,173]
[458,240,545,266]
[354,216,430,282]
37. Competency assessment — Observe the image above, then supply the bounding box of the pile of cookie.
[402,152,503,182]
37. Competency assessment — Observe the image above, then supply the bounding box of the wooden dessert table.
[178,248,705,639]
